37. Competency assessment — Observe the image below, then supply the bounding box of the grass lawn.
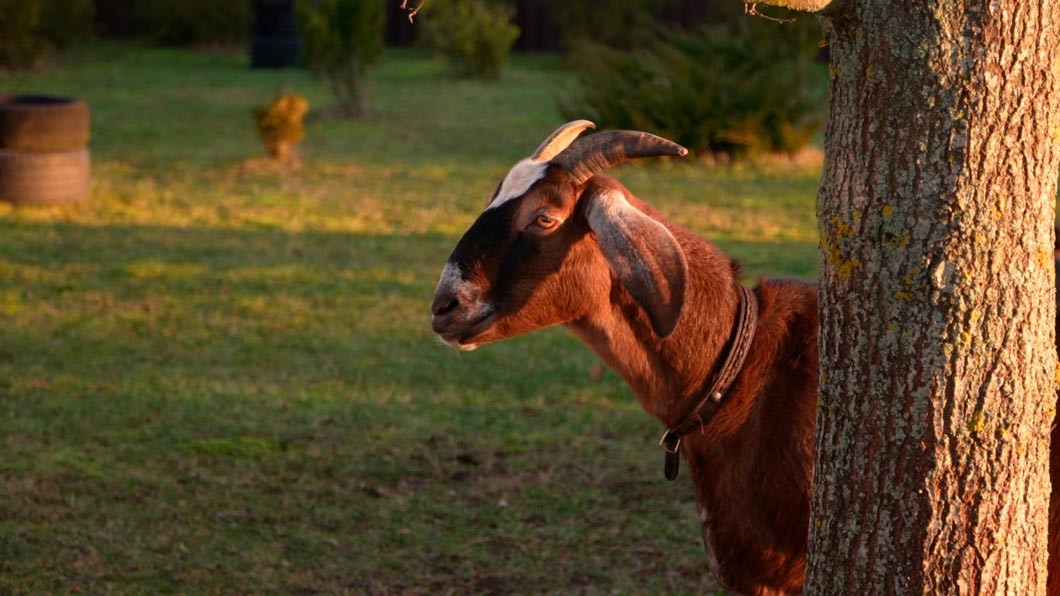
[0,42,822,594]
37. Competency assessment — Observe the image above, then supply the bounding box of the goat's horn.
[529,120,596,162]
[553,130,688,185]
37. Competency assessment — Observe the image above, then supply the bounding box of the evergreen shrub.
[561,19,827,159]
[254,92,309,161]
[421,0,520,79]
[296,0,385,119]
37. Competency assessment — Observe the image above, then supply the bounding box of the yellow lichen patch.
[1037,249,1052,269]
[881,205,894,217]
[960,331,972,345]
[884,233,910,248]
[831,217,853,239]
[993,196,1009,220]
[823,221,860,279]
[967,410,985,435]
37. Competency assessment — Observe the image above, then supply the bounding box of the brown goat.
[431,121,1059,594]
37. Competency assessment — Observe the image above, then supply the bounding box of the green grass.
[0,42,822,594]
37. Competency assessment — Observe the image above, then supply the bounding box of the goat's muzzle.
[431,274,496,351]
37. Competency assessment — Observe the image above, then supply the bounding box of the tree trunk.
[803,0,1060,592]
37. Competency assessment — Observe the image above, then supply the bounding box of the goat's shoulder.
[755,278,819,349]
[747,277,819,392]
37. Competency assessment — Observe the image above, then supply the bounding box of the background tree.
[296,0,384,119]
[751,0,1060,591]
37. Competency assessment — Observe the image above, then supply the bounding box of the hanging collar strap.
[659,284,759,481]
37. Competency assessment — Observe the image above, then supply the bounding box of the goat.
[431,121,1058,594]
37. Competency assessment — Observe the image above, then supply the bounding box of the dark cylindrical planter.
[0,94,91,206]
[250,0,302,68]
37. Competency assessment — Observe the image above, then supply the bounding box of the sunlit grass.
[0,41,822,594]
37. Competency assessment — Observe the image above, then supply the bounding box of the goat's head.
[431,120,689,350]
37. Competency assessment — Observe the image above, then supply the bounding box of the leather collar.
[659,284,759,480]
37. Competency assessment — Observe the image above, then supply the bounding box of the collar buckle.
[659,428,681,454]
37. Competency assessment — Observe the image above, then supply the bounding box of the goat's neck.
[567,234,740,425]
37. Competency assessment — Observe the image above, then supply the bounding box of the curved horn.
[529,120,596,162]
[552,130,688,185]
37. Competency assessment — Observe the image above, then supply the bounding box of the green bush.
[0,0,94,71]
[561,19,826,159]
[132,0,251,46]
[420,0,520,79]
[296,0,385,119]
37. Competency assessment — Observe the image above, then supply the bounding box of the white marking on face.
[437,261,464,295]
[487,160,548,210]
[433,260,491,352]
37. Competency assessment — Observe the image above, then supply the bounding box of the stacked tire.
[0,94,91,206]
[250,0,302,69]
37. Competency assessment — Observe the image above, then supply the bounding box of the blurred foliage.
[420,0,520,79]
[542,0,674,50]
[561,15,827,159]
[0,0,95,71]
[295,0,385,119]
[253,92,309,160]
[130,0,251,46]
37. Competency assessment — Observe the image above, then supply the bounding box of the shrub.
[295,0,385,119]
[420,0,520,79]
[253,92,309,161]
[0,0,95,71]
[560,19,826,159]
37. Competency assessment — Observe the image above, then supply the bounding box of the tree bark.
[789,0,1060,592]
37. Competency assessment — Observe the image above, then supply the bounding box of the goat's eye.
[534,214,559,229]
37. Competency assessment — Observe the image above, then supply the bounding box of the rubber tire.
[0,148,91,206]
[0,94,90,152]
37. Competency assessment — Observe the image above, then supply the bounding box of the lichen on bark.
[805,0,1059,592]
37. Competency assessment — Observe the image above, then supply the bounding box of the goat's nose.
[431,291,459,317]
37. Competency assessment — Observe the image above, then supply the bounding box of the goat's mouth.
[434,306,497,351]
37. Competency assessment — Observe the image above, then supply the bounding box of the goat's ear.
[585,190,688,337]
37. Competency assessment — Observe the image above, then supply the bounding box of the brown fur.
[434,173,1059,595]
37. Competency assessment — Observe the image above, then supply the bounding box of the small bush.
[561,20,826,159]
[296,0,385,119]
[420,0,520,79]
[0,0,95,71]
[254,92,309,161]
